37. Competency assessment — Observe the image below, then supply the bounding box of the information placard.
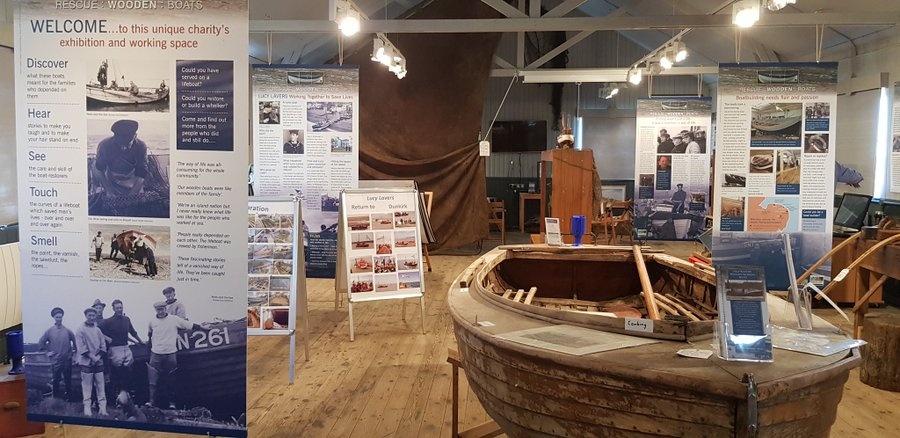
[715,265,773,362]
[247,198,300,335]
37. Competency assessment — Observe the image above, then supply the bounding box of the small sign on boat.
[624,318,653,333]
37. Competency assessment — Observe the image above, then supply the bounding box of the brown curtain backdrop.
[344,0,501,250]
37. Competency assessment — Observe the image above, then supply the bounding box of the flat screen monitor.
[834,193,872,231]
[881,200,900,220]
[490,121,548,152]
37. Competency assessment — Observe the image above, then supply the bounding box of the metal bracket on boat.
[743,373,759,436]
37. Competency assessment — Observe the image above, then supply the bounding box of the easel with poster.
[338,188,426,341]
[247,196,310,383]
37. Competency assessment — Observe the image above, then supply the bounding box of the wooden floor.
[35,238,900,438]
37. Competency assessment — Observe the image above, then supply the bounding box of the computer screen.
[881,200,900,220]
[834,193,872,231]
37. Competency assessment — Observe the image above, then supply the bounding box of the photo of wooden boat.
[757,69,800,84]
[449,245,861,437]
[87,83,169,105]
[287,70,325,84]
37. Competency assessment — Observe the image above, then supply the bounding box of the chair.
[487,198,506,245]
[593,200,634,245]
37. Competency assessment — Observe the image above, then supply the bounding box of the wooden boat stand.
[447,348,502,438]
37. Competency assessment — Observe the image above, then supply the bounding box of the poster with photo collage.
[341,189,424,302]
[248,198,299,334]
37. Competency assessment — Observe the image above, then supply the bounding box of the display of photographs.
[749,150,774,173]
[306,101,353,133]
[86,59,170,112]
[398,271,421,289]
[371,213,394,230]
[330,135,353,153]
[375,232,393,254]
[374,274,398,292]
[804,133,829,153]
[776,150,801,184]
[352,232,374,250]
[273,260,293,275]
[248,201,298,331]
[273,245,293,259]
[654,126,708,154]
[260,306,290,330]
[398,253,419,271]
[723,173,747,188]
[259,101,281,124]
[248,260,272,275]
[269,292,290,306]
[394,230,416,248]
[639,174,654,187]
[248,276,270,291]
[351,274,374,293]
[87,118,171,218]
[88,224,171,280]
[374,255,396,273]
[269,276,292,291]
[721,197,745,218]
[348,215,371,231]
[351,256,373,273]
[657,155,671,171]
[394,211,416,228]
[805,102,830,119]
[724,278,767,300]
[282,129,304,155]
[750,102,802,142]
[253,228,276,243]
[321,193,340,212]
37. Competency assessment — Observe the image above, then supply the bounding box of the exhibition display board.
[633,98,712,240]
[251,65,360,279]
[713,63,837,289]
[340,188,426,340]
[892,82,900,193]
[247,197,308,383]
[14,1,249,435]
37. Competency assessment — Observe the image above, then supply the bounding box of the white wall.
[0,46,16,225]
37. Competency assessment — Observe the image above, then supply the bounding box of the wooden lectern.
[540,149,595,233]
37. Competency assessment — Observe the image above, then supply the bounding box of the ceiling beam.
[480,0,528,19]
[526,30,593,69]
[493,55,516,69]
[490,66,719,82]
[250,13,899,33]
[543,0,587,18]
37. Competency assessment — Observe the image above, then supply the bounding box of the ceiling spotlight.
[733,0,761,28]
[628,68,643,85]
[335,0,362,36]
[371,35,407,79]
[673,41,688,63]
[766,0,796,11]
[648,62,662,75]
[659,49,673,70]
[600,84,619,99]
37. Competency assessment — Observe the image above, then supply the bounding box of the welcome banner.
[15,1,248,435]
[713,63,837,289]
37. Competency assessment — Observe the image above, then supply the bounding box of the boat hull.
[448,245,860,438]
[86,84,169,105]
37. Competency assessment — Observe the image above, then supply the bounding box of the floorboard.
[29,236,900,437]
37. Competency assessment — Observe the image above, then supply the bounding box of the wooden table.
[518,193,542,232]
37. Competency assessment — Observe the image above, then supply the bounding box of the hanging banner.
[15,1,248,436]
[633,98,712,240]
[251,65,359,278]
[713,63,837,289]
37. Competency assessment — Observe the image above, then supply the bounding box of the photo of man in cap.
[76,307,108,416]
[147,300,208,409]
[38,307,76,400]
[88,118,170,218]
[98,299,143,399]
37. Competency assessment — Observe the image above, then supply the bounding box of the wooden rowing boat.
[448,245,861,437]
[86,83,169,105]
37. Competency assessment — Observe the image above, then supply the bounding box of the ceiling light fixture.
[673,41,688,63]
[733,0,761,28]
[334,0,362,36]
[371,35,407,79]
[628,68,643,85]
[766,0,796,11]
[659,48,673,70]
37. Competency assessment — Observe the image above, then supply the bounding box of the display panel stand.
[248,197,310,384]
[340,188,427,341]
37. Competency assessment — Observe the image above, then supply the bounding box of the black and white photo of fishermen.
[76,306,108,416]
[37,308,75,401]
[92,231,104,262]
[147,301,209,409]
